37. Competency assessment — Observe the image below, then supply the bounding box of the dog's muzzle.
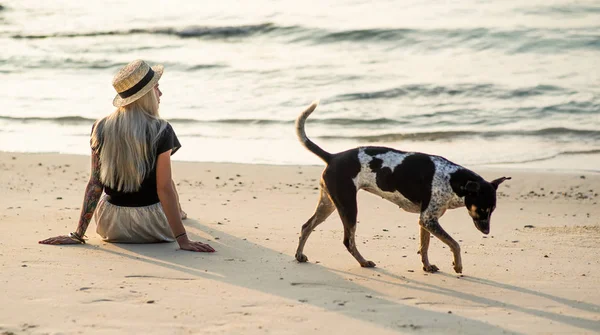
[474,219,490,235]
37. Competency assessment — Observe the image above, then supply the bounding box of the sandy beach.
[0,151,599,334]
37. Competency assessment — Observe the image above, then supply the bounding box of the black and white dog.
[295,102,510,273]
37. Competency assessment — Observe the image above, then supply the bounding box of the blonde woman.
[39,60,214,252]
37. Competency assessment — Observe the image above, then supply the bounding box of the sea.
[0,0,599,170]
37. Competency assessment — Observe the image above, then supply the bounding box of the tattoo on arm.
[75,151,104,236]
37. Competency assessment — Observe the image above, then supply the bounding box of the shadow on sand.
[332,268,600,333]
[96,218,598,334]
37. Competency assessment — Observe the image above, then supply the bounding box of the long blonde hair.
[91,88,167,192]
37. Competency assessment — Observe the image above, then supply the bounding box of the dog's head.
[462,176,511,234]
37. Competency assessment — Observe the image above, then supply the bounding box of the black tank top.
[93,121,181,207]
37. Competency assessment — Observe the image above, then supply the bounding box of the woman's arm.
[172,179,187,220]
[74,150,104,236]
[39,150,104,245]
[156,150,214,252]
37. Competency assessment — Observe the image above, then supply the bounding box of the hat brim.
[112,65,164,107]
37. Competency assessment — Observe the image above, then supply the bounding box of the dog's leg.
[329,190,375,268]
[295,184,336,263]
[419,216,462,273]
[342,223,375,267]
[418,224,439,273]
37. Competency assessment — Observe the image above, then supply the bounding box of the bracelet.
[69,232,86,244]
[175,232,187,239]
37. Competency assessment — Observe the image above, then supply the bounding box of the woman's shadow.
[99,217,553,334]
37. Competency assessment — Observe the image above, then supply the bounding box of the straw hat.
[112,59,164,107]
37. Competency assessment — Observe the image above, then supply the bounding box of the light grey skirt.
[95,195,174,243]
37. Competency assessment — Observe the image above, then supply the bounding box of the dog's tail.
[295,100,332,164]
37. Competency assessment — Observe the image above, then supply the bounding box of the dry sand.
[0,151,599,334]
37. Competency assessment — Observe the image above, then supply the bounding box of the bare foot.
[180,210,187,220]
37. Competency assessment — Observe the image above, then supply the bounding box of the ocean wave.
[317,127,600,142]
[191,117,409,126]
[10,23,283,40]
[328,84,572,102]
[0,115,406,127]
[519,4,600,16]
[296,26,600,53]
[480,148,600,166]
[540,100,599,115]
[3,112,597,136]
[0,115,95,124]
[164,117,409,126]
[511,100,600,116]
[559,148,600,156]
[0,56,227,72]
[9,23,600,53]
[187,64,227,70]
[24,58,125,70]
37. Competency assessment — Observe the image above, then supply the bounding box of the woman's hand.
[178,238,215,252]
[39,235,82,245]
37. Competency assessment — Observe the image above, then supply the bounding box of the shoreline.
[1,150,599,174]
[1,151,599,334]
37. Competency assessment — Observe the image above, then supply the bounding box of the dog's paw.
[296,254,308,263]
[361,260,376,268]
[423,264,439,273]
[453,262,463,274]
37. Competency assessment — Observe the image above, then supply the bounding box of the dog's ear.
[490,176,511,190]
[462,181,480,194]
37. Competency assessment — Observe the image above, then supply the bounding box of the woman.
[39,60,214,253]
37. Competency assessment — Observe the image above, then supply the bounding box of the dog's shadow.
[460,275,600,314]
[331,267,600,333]
[99,218,597,334]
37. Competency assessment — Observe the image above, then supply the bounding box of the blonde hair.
[91,88,167,192]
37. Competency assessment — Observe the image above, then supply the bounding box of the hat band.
[118,68,155,99]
